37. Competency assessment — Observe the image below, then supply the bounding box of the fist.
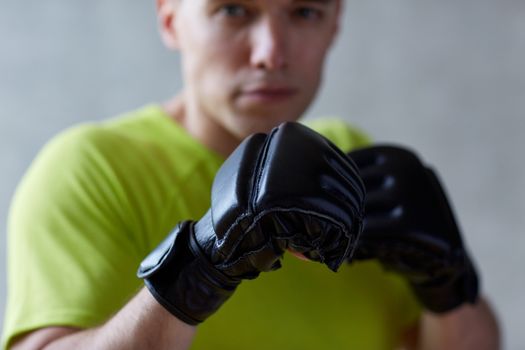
[204,121,366,275]
[348,145,479,313]
[138,122,366,324]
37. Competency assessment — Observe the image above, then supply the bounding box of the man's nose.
[250,17,288,71]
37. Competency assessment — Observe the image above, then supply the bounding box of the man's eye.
[294,7,322,20]
[220,4,249,18]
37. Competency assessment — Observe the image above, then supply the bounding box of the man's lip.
[242,83,297,92]
[241,87,298,96]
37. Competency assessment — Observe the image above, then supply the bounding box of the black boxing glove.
[348,145,479,313]
[137,122,365,325]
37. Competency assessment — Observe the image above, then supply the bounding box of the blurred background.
[1,0,523,348]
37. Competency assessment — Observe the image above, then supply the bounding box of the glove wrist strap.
[138,221,240,325]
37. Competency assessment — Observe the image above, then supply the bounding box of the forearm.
[12,288,196,350]
[416,296,500,350]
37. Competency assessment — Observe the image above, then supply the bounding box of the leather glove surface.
[348,145,479,313]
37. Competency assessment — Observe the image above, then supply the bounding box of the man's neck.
[162,94,240,158]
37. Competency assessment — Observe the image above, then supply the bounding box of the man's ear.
[331,0,343,43]
[156,0,180,50]
[330,0,344,45]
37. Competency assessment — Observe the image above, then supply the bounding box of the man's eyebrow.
[293,0,336,4]
[206,0,336,4]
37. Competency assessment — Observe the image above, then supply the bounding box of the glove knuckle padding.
[348,144,479,313]
[211,122,365,272]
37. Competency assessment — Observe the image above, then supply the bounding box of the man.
[2,0,499,349]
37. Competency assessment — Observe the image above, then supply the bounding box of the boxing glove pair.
[138,122,479,325]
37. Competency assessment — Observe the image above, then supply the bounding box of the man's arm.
[10,288,196,350]
[417,296,500,350]
[402,296,500,350]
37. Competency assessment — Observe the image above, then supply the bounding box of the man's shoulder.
[13,106,168,208]
[20,104,221,211]
[302,118,372,152]
[36,105,172,168]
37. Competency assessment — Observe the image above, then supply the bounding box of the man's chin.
[229,114,302,139]
[236,103,306,123]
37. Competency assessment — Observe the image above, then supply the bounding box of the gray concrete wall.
[1,0,523,348]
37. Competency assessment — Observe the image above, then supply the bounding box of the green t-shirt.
[2,105,420,349]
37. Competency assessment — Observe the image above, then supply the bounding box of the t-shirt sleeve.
[2,125,146,349]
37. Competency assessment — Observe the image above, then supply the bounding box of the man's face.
[167,0,341,139]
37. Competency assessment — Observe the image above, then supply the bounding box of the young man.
[2,0,499,349]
